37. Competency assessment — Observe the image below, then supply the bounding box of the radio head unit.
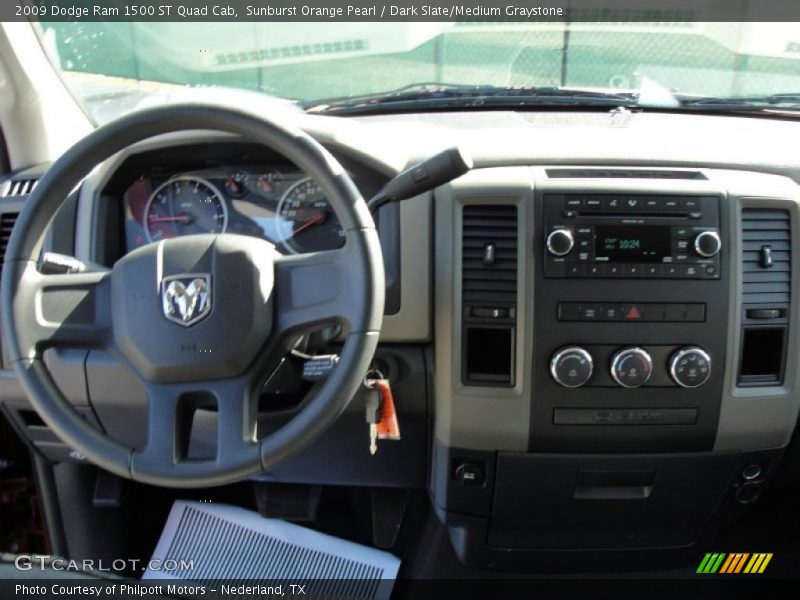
[543,194,721,279]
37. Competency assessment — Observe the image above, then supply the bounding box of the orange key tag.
[374,379,401,440]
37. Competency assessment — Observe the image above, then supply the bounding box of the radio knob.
[550,346,593,388]
[693,230,722,257]
[669,347,711,388]
[546,229,574,256]
[610,347,653,388]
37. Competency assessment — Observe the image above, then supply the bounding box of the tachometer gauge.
[144,176,228,241]
[277,177,345,254]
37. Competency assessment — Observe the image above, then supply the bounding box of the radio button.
[642,264,662,278]
[606,264,624,277]
[694,230,722,257]
[566,264,585,277]
[565,197,584,208]
[625,264,643,277]
[623,198,641,209]
[585,198,603,209]
[586,263,604,277]
[684,265,703,277]
[663,264,681,278]
[547,228,575,256]
[602,197,623,210]
[610,347,653,388]
[664,198,680,210]
[681,198,700,209]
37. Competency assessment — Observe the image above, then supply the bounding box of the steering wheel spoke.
[131,375,260,484]
[274,233,384,340]
[4,260,112,361]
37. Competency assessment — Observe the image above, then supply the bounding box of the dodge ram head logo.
[161,275,211,326]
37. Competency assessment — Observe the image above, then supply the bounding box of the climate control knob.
[550,346,593,388]
[669,347,712,388]
[546,229,574,256]
[693,230,722,257]
[610,347,653,388]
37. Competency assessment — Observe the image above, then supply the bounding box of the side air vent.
[0,212,19,269]
[461,204,518,387]
[546,168,705,180]
[0,177,39,198]
[742,208,791,305]
[738,207,791,386]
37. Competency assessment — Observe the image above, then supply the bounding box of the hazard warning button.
[621,304,645,321]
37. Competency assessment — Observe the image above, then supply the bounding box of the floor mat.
[143,500,400,599]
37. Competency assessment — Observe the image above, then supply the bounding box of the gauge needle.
[292,213,325,236]
[149,214,192,224]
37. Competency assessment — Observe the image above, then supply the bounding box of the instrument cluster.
[123,165,346,255]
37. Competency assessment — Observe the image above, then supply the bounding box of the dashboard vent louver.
[546,168,705,180]
[742,208,791,305]
[461,205,518,305]
[0,212,19,271]
[0,177,39,198]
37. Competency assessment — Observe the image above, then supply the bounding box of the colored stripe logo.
[697,553,772,574]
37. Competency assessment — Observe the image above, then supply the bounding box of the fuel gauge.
[223,169,249,198]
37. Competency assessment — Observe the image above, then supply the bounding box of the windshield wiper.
[679,93,800,112]
[302,83,638,114]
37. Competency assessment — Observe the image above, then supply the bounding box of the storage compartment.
[489,452,739,550]
[463,326,514,386]
[738,326,786,385]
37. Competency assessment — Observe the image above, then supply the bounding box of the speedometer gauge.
[277,177,345,254]
[144,176,228,242]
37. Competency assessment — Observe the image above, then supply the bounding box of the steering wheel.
[0,105,384,487]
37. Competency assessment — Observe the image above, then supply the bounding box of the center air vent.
[0,177,39,198]
[0,213,18,270]
[461,204,518,387]
[546,168,705,180]
[462,205,518,306]
[742,208,791,305]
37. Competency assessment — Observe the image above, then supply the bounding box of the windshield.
[35,21,800,122]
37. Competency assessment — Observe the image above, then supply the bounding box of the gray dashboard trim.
[713,171,800,451]
[434,167,534,451]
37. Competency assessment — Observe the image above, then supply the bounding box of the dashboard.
[4,107,800,569]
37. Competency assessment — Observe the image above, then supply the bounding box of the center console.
[534,190,727,453]
[432,166,800,569]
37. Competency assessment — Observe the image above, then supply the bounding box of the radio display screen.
[595,225,671,263]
